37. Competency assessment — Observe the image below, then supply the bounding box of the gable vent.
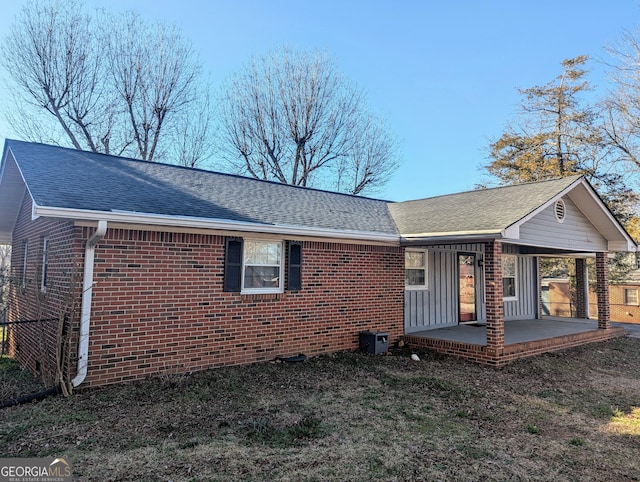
[554,199,566,223]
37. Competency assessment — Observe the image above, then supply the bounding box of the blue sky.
[1,0,640,201]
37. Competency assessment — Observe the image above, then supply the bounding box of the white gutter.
[72,220,107,388]
[32,205,400,244]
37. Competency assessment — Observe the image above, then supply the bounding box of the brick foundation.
[403,325,625,367]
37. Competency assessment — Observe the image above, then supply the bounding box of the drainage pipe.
[0,386,60,409]
[71,220,107,388]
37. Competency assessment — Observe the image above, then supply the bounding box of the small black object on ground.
[275,354,307,363]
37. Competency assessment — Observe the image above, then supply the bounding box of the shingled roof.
[0,139,635,251]
[0,140,399,242]
[388,176,582,238]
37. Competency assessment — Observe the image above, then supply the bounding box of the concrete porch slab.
[402,317,626,366]
[408,317,601,346]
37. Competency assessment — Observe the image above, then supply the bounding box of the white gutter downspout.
[72,220,107,387]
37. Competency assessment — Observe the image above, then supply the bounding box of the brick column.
[575,258,588,319]
[596,252,610,329]
[484,240,504,360]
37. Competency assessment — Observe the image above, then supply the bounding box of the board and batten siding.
[502,244,538,321]
[405,244,485,333]
[405,243,539,333]
[518,196,607,251]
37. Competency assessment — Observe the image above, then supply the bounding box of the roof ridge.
[392,175,583,205]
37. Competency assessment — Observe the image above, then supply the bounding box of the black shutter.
[223,238,243,292]
[287,242,302,291]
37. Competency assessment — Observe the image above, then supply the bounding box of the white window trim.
[405,248,428,290]
[41,237,49,293]
[22,240,28,289]
[624,288,639,306]
[502,254,517,301]
[241,239,284,294]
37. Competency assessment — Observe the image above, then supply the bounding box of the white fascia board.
[32,205,400,244]
[401,229,502,238]
[502,225,520,239]
[401,231,502,245]
[566,181,638,250]
[609,240,638,252]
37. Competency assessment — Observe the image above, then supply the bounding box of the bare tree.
[218,48,399,195]
[335,114,398,194]
[602,29,640,173]
[1,0,112,151]
[2,0,211,163]
[105,11,201,161]
[171,83,216,169]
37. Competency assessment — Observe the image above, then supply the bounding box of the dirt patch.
[1,338,640,481]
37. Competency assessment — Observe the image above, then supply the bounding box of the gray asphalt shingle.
[5,140,590,240]
[388,176,581,236]
[7,140,399,236]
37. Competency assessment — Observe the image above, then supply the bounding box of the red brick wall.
[8,194,83,385]
[575,258,587,318]
[83,228,404,386]
[609,285,640,322]
[596,252,610,329]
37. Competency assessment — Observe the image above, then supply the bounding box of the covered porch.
[402,239,622,366]
[392,177,636,366]
[403,316,626,366]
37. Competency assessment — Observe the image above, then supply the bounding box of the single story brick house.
[0,140,635,386]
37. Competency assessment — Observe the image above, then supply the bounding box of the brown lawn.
[1,338,639,481]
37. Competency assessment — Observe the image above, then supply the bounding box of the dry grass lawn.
[1,338,640,481]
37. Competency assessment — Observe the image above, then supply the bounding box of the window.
[243,240,282,292]
[405,249,427,289]
[41,237,49,293]
[223,238,289,294]
[502,254,517,299]
[21,241,28,289]
[624,288,639,306]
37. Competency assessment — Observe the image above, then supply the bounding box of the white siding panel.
[405,245,483,333]
[519,197,607,251]
[504,255,538,321]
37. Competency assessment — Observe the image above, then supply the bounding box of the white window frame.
[405,248,428,290]
[241,239,284,294]
[22,240,28,289]
[624,288,639,306]
[502,254,517,301]
[40,237,49,293]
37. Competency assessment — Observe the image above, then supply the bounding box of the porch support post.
[485,240,505,360]
[535,256,542,319]
[575,258,588,319]
[596,252,610,329]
